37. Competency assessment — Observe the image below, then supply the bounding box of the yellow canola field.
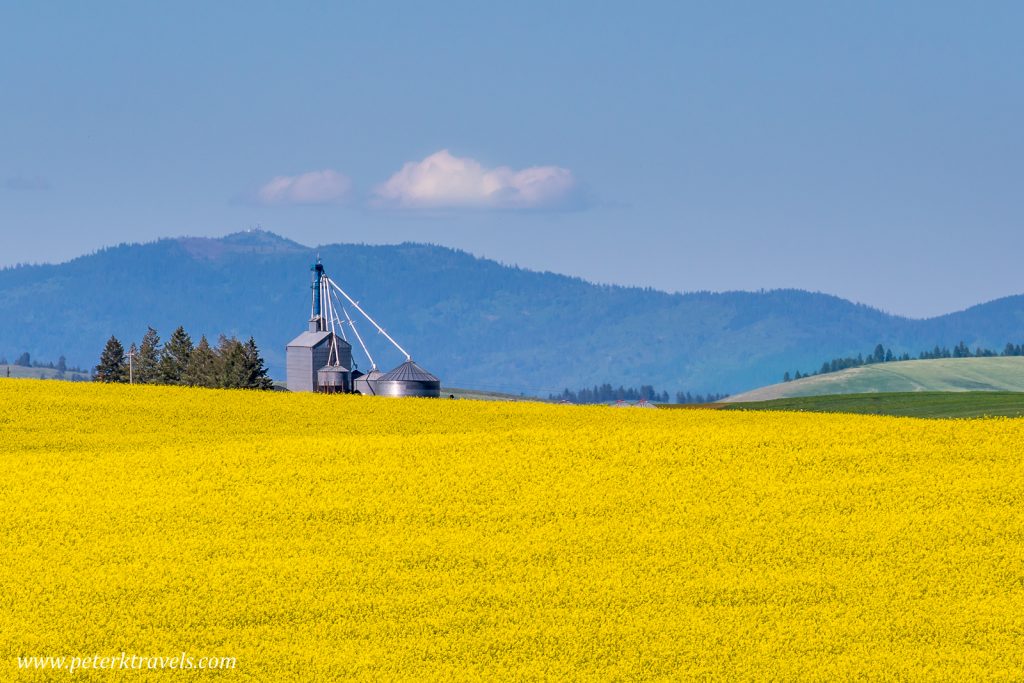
[2,378,1024,681]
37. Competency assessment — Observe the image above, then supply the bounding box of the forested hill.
[2,230,1024,395]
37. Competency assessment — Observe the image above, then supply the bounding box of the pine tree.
[160,326,193,385]
[216,336,249,389]
[183,336,218,387]
[136,326,161,383]
[242,337,274,390]
[95,336,127,383]
[870,344,883,363]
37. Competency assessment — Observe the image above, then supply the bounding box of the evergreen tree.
[136,326,161,383]
[216,336,249,389]
[160,326,193,385]
[872,344,885,363]
[56,356,67,372]
[183,336,218,387]
[783,371,791,382]
[15,352,30,367]
[242,337,274,390]
[95,336,127,383]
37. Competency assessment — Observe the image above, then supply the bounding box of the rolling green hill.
[720,392,1024,419]
[723,357,1024,403]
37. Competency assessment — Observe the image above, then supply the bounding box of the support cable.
[341,296,376,371]
[322,278,340,366]
[327,279,411,361]
[325,278,374,370]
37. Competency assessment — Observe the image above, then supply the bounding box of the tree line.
[95,326,273,390]
[784,341,1024,382]
[550,384,728,404]
[1,352,86,374]
[674,391,730,405]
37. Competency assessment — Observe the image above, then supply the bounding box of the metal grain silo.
[375,360,441,398]
[286,258,441,396]
[317,365,352,394]
[352,368,385,395]
[286,260,353,392]
[286,330,333,392]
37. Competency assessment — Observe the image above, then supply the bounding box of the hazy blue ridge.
[1,231,1022,396]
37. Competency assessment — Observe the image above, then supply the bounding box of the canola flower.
[2,378,1024,680]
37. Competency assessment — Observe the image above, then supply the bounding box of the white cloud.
[257,169,351,205]
[374,150,577,209]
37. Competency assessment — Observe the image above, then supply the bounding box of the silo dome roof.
[379,360,440,383]
[318,364,350,374]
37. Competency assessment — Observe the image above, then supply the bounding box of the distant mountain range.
[2,230,1024,395]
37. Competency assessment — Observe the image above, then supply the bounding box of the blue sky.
[1,1,1021,318]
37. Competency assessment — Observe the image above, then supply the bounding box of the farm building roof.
[286,330,332,349]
